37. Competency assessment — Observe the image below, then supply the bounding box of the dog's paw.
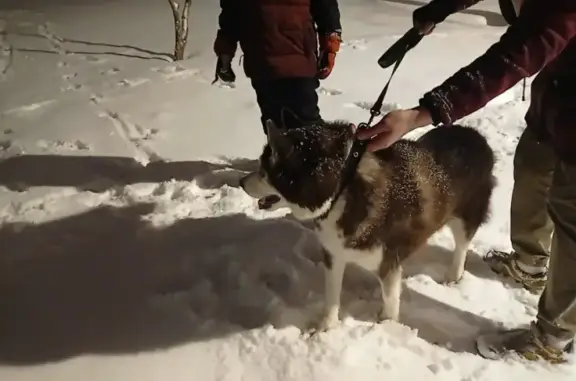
[377,307,399,322]
[440,279,460,287]
[441,273,462,287]
[442,270,464,285]
[304,314,340,337]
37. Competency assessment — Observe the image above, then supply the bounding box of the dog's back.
[417,125,495,194]
[362,125,495,247]
[416,125,496,230]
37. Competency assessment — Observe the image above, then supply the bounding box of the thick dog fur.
[240,112,496,332]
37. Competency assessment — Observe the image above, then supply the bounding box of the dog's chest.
[315,215,383,273]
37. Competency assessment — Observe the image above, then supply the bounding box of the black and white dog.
[240,112,496,332]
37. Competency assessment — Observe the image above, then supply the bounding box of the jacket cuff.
[419,90,454,126]
[213,29,238,57]
[413,1,453,24]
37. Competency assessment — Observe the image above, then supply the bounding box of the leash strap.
[364,52,406,128]
[359,28,424,131]
[317,29,423,220]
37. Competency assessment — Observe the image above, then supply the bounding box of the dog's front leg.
[377,258,403,322]
[314,247,346,332]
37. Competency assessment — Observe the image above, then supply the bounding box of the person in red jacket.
[213,0,342,132]
[357,0,576,363]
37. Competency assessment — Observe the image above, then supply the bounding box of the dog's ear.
[266,119,293,156]
[265,119,280,137]
[280,108,303,130]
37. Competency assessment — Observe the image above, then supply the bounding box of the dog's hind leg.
[377,255,403,322]
[315,247,346,331]
[445,218,472,284]
[446,180,494,284]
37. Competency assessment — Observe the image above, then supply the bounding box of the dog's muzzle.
[257,195,280,210]
[239,173,281,210]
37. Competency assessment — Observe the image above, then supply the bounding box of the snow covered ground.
[0,0,574,380]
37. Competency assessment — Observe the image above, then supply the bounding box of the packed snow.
[0,0,574,380]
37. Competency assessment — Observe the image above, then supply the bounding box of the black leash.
[317,28,424,220]
[358,27,425,131]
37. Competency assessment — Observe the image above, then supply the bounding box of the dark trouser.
[511,127,576,341]
[250,77,322,132]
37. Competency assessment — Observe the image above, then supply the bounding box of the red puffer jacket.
[214,0,342,79]
[415,0,576,164]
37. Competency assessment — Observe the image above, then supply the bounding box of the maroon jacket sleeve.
[310,0,342,35]
[413,0,484,25]
[419,0,576,125]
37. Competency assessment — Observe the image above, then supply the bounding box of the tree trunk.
[167,0,192,61]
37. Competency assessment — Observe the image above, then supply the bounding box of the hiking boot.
[485,250,547,294]
[476,322,573,364]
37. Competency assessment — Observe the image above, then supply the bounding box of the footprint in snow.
[101,109,164,165]
[318,87,342,96]
[90,93,104,105]
[0,140,12,150]
[61,83,84,92]
[62,72,77,81]
[117,78,149,88]
[341,38,368,51]
[0,140,25,160]
[153,64,200,80]
[37,24,68,55]
[100,67,120,76]
[79,54,107,64]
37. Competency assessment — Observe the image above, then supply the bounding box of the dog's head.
[240,110,355,220]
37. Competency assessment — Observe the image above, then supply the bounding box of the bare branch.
[182,0,192,37]
[167,0,181,36]
[167,0,192,60]
[178,0,192,59]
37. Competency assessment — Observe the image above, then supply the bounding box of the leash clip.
[356,122,370,131]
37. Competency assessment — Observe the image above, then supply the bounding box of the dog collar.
[316,126,368,221]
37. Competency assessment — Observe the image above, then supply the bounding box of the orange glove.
[317,32,341,80]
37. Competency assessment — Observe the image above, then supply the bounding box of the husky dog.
[240,111,495,332]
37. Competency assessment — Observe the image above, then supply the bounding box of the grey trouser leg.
[537,160,576,341]
[510,128,555,268]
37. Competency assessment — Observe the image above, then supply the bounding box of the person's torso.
[528,39,576,162]
[235,0,318,78]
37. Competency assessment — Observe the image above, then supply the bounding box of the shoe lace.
[520,323,566,364]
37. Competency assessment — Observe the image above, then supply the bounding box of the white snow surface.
[0,0,574,380]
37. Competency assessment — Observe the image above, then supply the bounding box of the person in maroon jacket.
[213,0,342,132]
[357,0,576,363]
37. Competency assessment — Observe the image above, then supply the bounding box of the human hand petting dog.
[356,106,433,152]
